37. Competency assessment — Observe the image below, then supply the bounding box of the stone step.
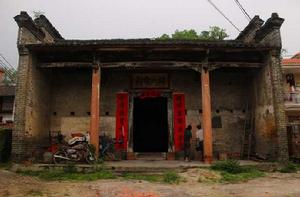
[135,152,167,161]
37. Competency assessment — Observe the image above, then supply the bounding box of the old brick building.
[282,53,300,160]
[12,11,289,163]
[0,68,15,129]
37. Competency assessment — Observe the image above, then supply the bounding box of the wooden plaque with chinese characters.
[131,73,169,89]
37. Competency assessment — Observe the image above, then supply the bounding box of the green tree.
[158,34,171,40]
[201,26,228,40]
[157,26,229,40]
[172,29,199,40]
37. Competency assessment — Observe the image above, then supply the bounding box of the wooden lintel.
[39,62,93,68]
[100,61,200,68]
[38,61,263,69]
[100,61,263,68]
[94,47,207,52]
[211,62,263,68]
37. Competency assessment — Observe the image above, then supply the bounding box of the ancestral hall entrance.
[133,97,168,152]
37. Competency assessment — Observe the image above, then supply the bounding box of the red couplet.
[173,93,186,151]
[115,92,129,150]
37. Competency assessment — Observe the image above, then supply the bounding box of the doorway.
[133,97,168,152]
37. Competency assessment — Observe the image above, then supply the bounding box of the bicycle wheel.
[104,152,115,161]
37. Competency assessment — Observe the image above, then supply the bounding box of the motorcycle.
[53,134,95,164]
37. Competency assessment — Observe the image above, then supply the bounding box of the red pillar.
[201,68,213,164]
[90,66,100,157]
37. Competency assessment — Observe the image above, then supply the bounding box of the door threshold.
[135,152,167,161]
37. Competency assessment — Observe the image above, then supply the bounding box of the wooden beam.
[201,68,213,164]
[101,61,200,68]
[38,61,263,69]
[101,61,263,68]
[39,62,92,68]
[90,66,100,157]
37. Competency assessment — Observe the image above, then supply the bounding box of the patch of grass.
[121,171,181,184]
[122,173,162,182]
[211,160,244,174]
[163,171,181,184]
[18,169,116,181]
[19,169,182,184]
[220,169,265,183]
[25,189,43,196]
[210,160,265,183]
[279,162,298,173]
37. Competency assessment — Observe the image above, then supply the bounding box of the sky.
[0,0,299,67]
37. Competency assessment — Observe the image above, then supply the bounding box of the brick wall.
[49,68,91,139]
[269,54,289,162]
[253,61,278,159]
[12,53,51,160]
[12,51,30,161]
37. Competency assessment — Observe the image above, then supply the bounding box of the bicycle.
[99,136,123,161]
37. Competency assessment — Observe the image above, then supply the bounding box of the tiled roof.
[292,52,300,59]
[282,52,300,65]
[26,39,274,50]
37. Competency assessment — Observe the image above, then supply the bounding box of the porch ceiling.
[27,39,271,68]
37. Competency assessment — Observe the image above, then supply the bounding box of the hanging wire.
[0,54,17,83]
[206,0,241,32]
[0,54,15,70]
[233,0,251,21]
[0,62,16,80]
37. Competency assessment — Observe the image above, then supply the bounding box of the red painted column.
[90,66,100,157]
[201,67,213,164]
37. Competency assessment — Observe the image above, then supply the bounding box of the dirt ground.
[0,169,300,197]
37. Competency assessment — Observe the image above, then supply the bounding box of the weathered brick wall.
[254,13,289,162]
[98,69,250,158]
[25,58,51,138]
[17,28,42,45]
[13,12,61,161]
[253,63,278,159]
[12,50,30,161]
[269,54,289,162]
[12,53,51,160]
[49,69,91,139]
[14,66,259,160]
[49,69,129,139]
[211,69,250,158]
[49,68,250,158]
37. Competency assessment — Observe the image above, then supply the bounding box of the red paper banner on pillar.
[115,92,129,150]
[173,93,186,151]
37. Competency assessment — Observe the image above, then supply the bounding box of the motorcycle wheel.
[86,151,96,164]
[53,150,67,164]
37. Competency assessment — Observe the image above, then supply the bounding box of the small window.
[212,116,222,128]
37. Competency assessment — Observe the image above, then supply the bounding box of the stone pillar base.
[126,152,136,160]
